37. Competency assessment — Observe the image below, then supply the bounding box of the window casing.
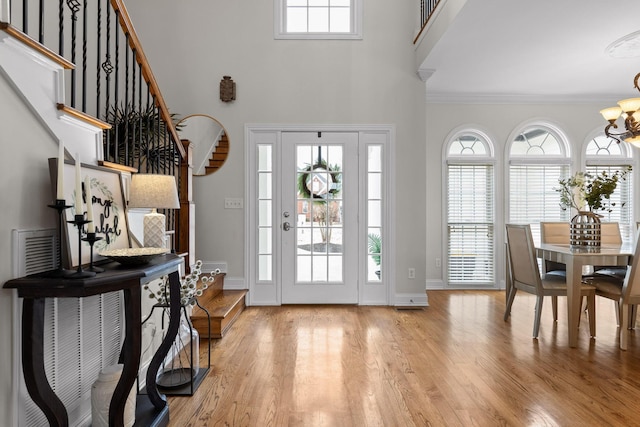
[446,133,495,286]
[584,135,634,242]
[508,126,570,243]
[275,0,363,40]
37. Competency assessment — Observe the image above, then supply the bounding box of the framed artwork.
[49,158,131,268]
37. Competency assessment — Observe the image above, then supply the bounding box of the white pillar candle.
[85,176,95,233]
[56,143,64,200]
[75,154,83,215]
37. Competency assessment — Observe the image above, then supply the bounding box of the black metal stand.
[141,299,211,396]
[66,215,96,279]
[45,199,75,278]
[82,232,104,273]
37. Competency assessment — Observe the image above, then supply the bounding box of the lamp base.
[144,211,166,248]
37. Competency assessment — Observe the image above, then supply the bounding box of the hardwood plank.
[168,291,640,426]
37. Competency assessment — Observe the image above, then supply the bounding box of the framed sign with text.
[49,158,131,268]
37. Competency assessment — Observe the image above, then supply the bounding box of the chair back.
[506,224,542,293]
[540,222,569,244]
[540,222,569,273]
[622,230,640,302]
[601,222,622,245]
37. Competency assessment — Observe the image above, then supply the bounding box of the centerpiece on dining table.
[556,167,631,247]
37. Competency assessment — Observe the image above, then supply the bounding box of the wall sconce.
[220,76,236,102]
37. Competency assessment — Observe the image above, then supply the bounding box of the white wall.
[0,73,59,425]
[125,0,428,296]
[425,102,639,288]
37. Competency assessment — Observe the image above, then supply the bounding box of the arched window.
[446,132,495,286]
[584,135,634,241]
[508,125,571,242]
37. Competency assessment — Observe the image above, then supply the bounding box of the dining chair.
[540,222,569,276]
[540,221,624,277]
[583,229,640,350]
[593,222,627,279]
[504,224,596,338]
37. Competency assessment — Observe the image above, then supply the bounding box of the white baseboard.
[426,279,445,290]
[394,293,429,307]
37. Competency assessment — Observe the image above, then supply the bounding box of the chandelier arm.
[604,123,623,144]
[634,73,640,92]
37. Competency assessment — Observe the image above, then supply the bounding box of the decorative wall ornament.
[220,76,236,102]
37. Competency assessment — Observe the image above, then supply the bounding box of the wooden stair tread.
[195,290,247,318]
[191,289,248,339]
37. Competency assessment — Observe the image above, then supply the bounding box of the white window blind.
[509,164,570,242]
[585,165,634,242]
[585,135,634,243]
[447,164,495,284]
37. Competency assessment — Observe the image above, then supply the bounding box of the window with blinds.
[585,135,634,242]
[446,133,495,285]
[508,126,571,243]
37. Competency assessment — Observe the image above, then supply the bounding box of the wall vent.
[12,228,57,276]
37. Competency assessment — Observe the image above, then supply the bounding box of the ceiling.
[418,0,640,104]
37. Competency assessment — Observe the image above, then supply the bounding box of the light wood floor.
[167,290,640,426]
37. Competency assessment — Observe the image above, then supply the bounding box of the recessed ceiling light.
[607,30,640,58]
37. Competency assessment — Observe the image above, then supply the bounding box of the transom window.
[446,132,495,286]
[275,0,363,39]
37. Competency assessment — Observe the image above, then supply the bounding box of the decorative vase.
[91,364,136,427]
[570,210,601,247]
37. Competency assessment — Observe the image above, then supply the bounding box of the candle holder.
[66,214,96,279]
[82,232,104,273]
[45,199,75,278]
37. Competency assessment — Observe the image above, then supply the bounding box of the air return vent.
[12,228,57,276]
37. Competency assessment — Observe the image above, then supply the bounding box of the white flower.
[144,260,220,306]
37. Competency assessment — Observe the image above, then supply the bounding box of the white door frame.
[245,124,396,306]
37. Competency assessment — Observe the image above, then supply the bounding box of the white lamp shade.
[617,97,640,114]
[600,106,622,122]
[128,174,180,209]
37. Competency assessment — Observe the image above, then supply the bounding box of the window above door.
[274,0,363,40]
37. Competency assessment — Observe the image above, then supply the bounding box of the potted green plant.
[556,167,631,246]
[556,167,631,213]
[368,233,382,278]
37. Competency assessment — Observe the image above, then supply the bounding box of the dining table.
[534,243,633,347]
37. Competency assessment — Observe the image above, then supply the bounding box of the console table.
[3,253,184,427]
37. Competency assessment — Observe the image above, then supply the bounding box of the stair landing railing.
[414,0,442,44]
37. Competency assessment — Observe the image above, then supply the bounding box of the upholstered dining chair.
[540,222,570,276]
[583,229,640,350]
[504,224,596,338]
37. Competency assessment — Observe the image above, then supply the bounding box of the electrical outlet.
[224,198,244,209]
[408,268,415,279]
[435,258,441,268]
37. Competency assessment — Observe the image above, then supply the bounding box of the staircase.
[203,132,229,175]
[191,273,248,338]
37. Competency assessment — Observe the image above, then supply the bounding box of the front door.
[281,132,358,303]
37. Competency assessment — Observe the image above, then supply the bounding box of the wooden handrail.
[110,0,185,160]
[413,0,442,45]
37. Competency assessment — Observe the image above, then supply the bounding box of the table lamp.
[128,174,180,248]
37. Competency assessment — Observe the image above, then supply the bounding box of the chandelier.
[600,73,640,147]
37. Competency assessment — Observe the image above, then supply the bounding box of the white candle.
[85,176,95,233]
[56,143,64,200]
[75,154,83,215]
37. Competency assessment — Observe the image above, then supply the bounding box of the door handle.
[282,222,291,231]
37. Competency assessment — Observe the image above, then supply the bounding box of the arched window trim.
[445,129,496,163]
[507,121,572,162]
